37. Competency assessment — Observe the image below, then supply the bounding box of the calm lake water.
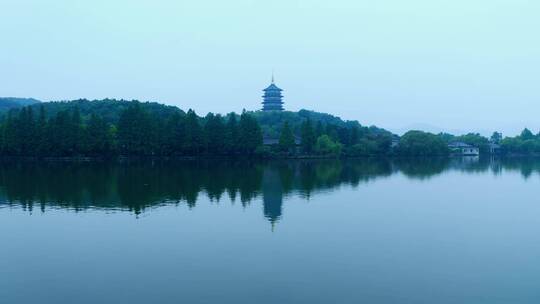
[2,158,540,303]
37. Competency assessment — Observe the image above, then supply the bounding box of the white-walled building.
[448,142,480,156]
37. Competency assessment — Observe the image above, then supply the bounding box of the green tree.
[117,103,154,155]
[184,109,204,155]
[397,131,449,156]
[279,121,295,152]
[153,118,169,156]
[325,123,339,142]
[2,111,18,155]
[315,121,324,138]
[36,105,48,156]
[164,112,185,155]
[205,113,225,154]
[337,127,351,146]
[224,113,239,154]
[301,118,315,153]
[238,111,262,154]
[314,135,342,156]
[85,113,112,155]
[0,119,3,153]
[17,107,37,155]
[49,110,73,156]
[437,132,455,143]
[349,138,379,156]
[350,125,360,146]
[520,128,534,141]
[490,132,502,144]
[68,107,83,154]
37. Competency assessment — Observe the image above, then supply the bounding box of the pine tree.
[18,107,31,155]
[224,113,239,154]
[238,111,262,154]
[36,105,48,156]
[0,119,4,155]
[301,118,315,153]
[69,107,83,155]
[86,113,111,155]
[184,109,204,155]
[26,107,38,155]
[3,111,18,155]
[279,121,295,153]
[117,103,153,155]
[204,113,225,154]
[152,118,167,156]
[50,110,72,156]
[165,112,185,155]
[117,106,135,154]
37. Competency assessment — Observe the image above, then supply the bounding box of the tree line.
[498,128,540,155]
[6,99,536,158]
[0,103,263,157]
[395,128,540,156]
[274,118,393,156]
[0,101,393,158]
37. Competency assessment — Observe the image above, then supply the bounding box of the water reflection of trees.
[393,158,450,179]
[1,158,539,223]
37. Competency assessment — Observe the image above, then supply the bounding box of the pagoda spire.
[271,70,274,84]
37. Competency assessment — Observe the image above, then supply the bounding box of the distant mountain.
[391,123,492,137]
[0,97,41,112]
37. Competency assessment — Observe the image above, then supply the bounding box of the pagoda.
[261,75,284,111]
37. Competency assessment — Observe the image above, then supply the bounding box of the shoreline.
[0,154,538,162]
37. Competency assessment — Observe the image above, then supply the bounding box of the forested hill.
[25,99,184,125]
[2,98,390,138]
[0,98,394,158]
[3,98,536,158]
[253,109,390,139]
[0,97,41,112]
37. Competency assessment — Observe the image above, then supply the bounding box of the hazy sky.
[1,0,539,135]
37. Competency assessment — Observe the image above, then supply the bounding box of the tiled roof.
[448,142,475,148]
[263,83,283,91]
